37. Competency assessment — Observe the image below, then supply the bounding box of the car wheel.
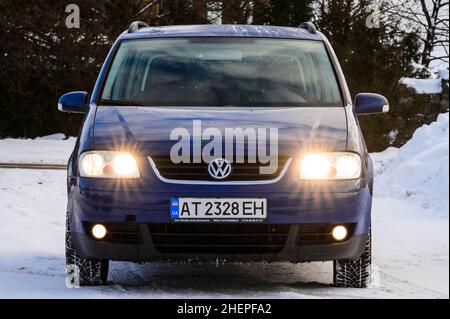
[65,213,109,286]
[333,229,371,288]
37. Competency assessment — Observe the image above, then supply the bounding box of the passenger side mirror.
[58,91,89,113]
[354,93,389,115]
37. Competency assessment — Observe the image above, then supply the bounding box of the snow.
[0,117,448,298]
[429,44,449,74]
[438,68,449,81]
[371,113,449,215]
[0,134,76,165]
[400,62,448,94]
[399,77,443,94]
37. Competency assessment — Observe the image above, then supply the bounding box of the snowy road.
[0,167,447,299]
[0,115,448,298]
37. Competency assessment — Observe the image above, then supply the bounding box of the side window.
[140,55,153,92]
[102,47,130,100]
[123,55,137,99]
[295,55,309,98]
[110,51,137,100]
[312,52,341,103]
[105,50,149,101]
[124,53,150,100]
[300,54,320,101]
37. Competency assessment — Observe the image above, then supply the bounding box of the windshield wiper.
[99,99,143,106]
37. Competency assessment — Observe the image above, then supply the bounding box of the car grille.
[296,223,355,245]
[150,156,290,181]
[148,224,290,254]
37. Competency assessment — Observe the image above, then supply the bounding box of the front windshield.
[101,38,342,107]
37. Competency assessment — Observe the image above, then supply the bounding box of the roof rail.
[299,22,317,34]
[128,21,149,33]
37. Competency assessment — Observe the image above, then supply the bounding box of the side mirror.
[354,93,389,115]
[58,91,89,113]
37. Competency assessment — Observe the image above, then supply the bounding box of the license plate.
[170,198,267,223]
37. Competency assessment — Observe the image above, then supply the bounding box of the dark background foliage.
[0,0,443,151]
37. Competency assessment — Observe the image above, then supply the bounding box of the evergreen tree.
[315,0,427,150]
[0,0,210,138]
[0,0,431,150]
[267,0,313,26]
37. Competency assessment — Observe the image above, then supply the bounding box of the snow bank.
[438,68,449,81]
[400,65,448,94]
[371,113,449,216]
[399,77,443,94]
[0,134,76,165]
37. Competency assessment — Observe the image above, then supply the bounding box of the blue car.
[59,22,389,288]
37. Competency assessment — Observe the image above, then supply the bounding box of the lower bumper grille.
[85,222,356,250]
[148,224,290,254]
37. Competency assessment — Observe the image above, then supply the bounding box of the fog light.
[91,224,107,239]
[332,225,348,241]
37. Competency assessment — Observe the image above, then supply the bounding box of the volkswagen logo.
[208,158,232,180]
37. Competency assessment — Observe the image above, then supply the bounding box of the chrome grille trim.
[147,157,292,185]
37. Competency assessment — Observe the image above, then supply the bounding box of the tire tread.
[65,213,108,286]
[333,230,371,288]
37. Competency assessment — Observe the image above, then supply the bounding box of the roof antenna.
[299,22,317,34]
[128,21,149,33]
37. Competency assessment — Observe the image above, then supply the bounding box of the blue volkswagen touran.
[59,22,389,287]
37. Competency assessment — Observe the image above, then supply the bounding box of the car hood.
[92,106,347,156]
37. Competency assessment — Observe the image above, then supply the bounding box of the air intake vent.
[148,224,290,254]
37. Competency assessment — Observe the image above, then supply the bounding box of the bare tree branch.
[135,0,160,18]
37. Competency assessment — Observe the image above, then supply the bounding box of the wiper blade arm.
[99,99,143,106]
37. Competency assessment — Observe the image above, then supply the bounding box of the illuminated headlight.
[79,151,140,178]
[299,152,361,180]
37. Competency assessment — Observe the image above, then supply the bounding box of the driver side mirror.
[58,91,89,113]
[354,93,389,115]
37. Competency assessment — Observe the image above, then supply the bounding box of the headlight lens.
[299,152,361,180]
[80,151,140,178]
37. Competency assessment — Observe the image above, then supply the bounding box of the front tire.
[333,230,371,288]
[65,213,109,286]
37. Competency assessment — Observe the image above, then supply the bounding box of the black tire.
[65,213,109,286]
[333,230,371,288]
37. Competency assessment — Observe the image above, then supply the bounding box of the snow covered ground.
[0,134,76,165]
[0,115,448,298]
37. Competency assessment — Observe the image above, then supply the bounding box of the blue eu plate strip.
[170,198,179,219]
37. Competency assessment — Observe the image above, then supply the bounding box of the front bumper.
[71,225,368,262]
[68,166,372,262]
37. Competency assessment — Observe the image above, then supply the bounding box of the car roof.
[119,24,322,41]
